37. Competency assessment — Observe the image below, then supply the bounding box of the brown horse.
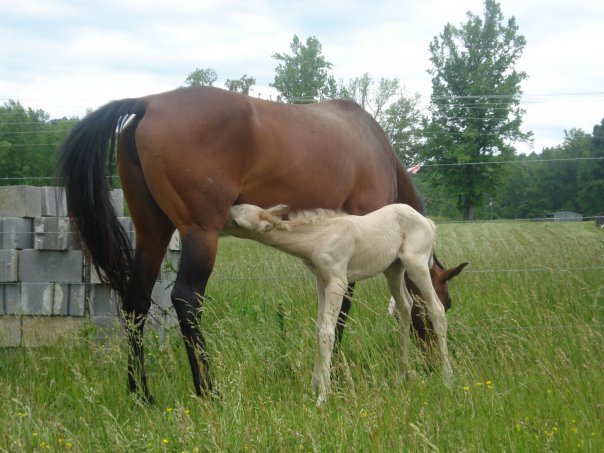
[57,86,466,401]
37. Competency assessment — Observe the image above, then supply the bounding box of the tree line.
[0,0,602,219]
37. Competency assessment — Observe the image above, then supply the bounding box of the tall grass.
[1,221,602,452]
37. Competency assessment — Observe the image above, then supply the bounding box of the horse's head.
[430,257,468,311]
[409,257,468,343]
[226,204,289,235]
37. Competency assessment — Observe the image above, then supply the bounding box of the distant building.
[552,211,583,222]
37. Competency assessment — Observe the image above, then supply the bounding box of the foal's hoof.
[395,370,417,385]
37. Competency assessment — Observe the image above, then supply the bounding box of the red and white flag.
[407,164,421,175]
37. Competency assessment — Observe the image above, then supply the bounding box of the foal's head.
[409,257,468,344]
[430,256,468,311]
[226,204,289,233]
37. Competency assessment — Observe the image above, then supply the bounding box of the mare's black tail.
[57,99,146,300]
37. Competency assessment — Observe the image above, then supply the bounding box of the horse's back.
[127,87,404,229]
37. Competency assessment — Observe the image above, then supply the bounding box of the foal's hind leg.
[384,262,413,379]
[403,256,453,385]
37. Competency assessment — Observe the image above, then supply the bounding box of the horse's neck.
[265,221,332,258]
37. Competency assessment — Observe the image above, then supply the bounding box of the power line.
[419,156,604,168]
[0,156,602,182]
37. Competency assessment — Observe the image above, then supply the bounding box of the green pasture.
[1,221,603,452]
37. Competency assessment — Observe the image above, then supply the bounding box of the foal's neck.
[265,219,334,258]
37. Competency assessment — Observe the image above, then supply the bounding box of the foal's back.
[307,204,433,283]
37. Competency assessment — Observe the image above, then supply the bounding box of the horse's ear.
[260,220,276,232]
[268,204,289,217]
[446,262,468,281]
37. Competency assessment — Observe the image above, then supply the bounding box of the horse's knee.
[170,284,203,329]
[317,324,336,349]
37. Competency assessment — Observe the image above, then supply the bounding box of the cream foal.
[224,203,453,404]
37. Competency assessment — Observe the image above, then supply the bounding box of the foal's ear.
[268,204,289,217]
[259,220,276,232]
[446,262,468,281]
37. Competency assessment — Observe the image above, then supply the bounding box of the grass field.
[1,221,603,452]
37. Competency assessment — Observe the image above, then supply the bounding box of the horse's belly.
[346,248,399,283]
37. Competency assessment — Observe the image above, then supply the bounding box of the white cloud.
[1,0,602,152]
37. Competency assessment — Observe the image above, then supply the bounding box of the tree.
[271,35,337,103]
[422,0,531,220]
[183,67,218,87]
[344,74,424,164]
[224,74,256,95]
[495,128,596,219]
[0,100,74,185]
[578,119,604,215]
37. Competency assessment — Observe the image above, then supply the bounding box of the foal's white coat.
[225,203,453,404]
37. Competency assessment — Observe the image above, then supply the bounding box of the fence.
[0,185,179,347]
[1,185,602,347]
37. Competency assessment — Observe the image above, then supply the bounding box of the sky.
[1,0,603,154]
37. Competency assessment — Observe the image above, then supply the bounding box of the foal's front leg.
[405,261,453,386]
[311,277,326,394]
[312,277,346,405]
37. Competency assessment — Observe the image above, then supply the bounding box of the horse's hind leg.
[170,227,221,397]
[119,145,176,402]
[124,230,173,402]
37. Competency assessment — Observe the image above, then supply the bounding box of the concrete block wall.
[0,185,180,346]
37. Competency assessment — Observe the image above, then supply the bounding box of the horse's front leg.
[313,277,347,405]
[171,229,220,398]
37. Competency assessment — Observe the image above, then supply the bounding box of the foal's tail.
[57,99,147,300]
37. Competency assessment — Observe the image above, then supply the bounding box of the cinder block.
[22,317,85,347]
[0,316,21,347]
[41,186,67,217]
[90,315,123,340]
[34,217,81,250]
[147,312,177,343]
[90,284,119,316]
[159,251,180,282]
[53,284,86,316]
[18,250,83,283]
[21,282,53,315]
[0,186,42,218]
[1,283,21,315]
[1,217,33,249]
[151,281,172,310]
[118,217,135,249]
[110,189,124,216]
[168,231,180,251]
[0,250,19,282]
[90,265,103,285]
